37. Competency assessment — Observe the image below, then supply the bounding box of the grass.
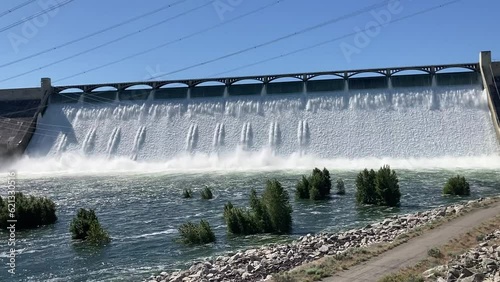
[272,197,500,282]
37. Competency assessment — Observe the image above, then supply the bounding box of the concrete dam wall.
[0,56,499,163]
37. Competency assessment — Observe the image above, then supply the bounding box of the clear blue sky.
[0,0,499,88]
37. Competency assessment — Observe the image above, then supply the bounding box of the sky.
[0,0,499,89]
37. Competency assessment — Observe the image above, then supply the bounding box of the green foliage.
[375,165,401,207]
[70,209,110,244]
[182,189,193,198]
[0,192,57,229]
[336,178,346,195]
[443,175,470,196]
[201,186,213,200]
[295,176,310,199]
[261,180,293,234]
[295,168,332,200]
[224,179,293,235]
[178,219,215,245]
[223,202,258,235]
[427,247,443,258]
[356,166,401,207]
[355,169,377,205]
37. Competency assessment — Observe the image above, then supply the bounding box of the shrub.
[261,180,293,234]
[0,192,57,229]
[427,247,443,258]
[224,202,259,235]
[355,169,377,205]
[224,179,293,235]
[295,168,332,200]
[375,165,401,207]
[443,175,470,196]
[336,178,346,195]
[182,189,193,198]
[295,176,310,199]
[201,186,213,200]
[356,166,401,207]
[70,209,110,244]
[178,219,215,245]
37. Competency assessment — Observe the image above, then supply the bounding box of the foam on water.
[6,86,500,176]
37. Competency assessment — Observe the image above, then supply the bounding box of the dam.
[1,52,500,282]
[1,51,499,169]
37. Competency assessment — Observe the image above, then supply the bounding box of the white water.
[7,86,500,176]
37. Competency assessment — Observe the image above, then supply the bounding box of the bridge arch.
[123,84,153,91]
[58,87,84,94]
[435,66,477,73]
[391,69,431,76]
[229,78,264,85]
[348,71,387,78]
[193,81,226,87]
[157,81,190,89]
[89,86,118,92]
[267,76,304,83]
[307,74,345,81]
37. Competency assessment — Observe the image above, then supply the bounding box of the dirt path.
[323,201,500,282]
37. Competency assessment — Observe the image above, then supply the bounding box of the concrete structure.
[0,78,51,162]
[479,51,500,143]
[53,62,480,94]
[0,55,498,160]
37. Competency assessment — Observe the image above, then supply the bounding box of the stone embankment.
[147,198,491,282]
[423,230,500,282]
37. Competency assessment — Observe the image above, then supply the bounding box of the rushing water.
[0,170,499,282]
[0,85,499,281]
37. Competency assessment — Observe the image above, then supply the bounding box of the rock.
[246,264,254,272]
[319,245,329,253]
[241,272,251,279]
[460,268,475,278]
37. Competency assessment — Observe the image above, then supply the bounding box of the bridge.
[0,54,497,162]
[53,63,480,94]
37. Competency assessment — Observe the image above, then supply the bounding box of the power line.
[0,0,188,69]
[53,0,286,83]
[1,0,459,120]
[210,0,461,77]
[0,0,75,33]
[144,0,393,80]
[0,0,37,18]
[0,1,214,83]
[60,0,460,105]
[0,1,464,143]
[55,0,390,83]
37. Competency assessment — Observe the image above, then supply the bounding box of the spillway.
[23,85,499,172]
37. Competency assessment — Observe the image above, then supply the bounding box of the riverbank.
[146,197,500,282]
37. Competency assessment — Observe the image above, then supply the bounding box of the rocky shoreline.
[423,229,500,282]
[147,198,493,282]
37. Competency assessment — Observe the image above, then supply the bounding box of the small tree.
[70,209,110,244]
[223,202,258,235]
[355,169,377,205]
[201,186,213,200]
[0,192,57,229]
[356,166,401,207]
[295,176,310,199]
[178,220,215,245]
[336,178,346,195]
[182,189,193,199]
[224,179,293,235]
[261,180,293,234]
[375,165,401,207]
[443,175,470,196]
[295,168,332,200]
